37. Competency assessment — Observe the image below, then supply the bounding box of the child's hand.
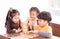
[15,29,21,33]
[28,18,32,23]
[13,29,16,31]
[28,30,38,34]
[32,30,39,34]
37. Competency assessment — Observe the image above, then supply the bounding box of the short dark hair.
[30,7,40,15]
[37,11,52,22]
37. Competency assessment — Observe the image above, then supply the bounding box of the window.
[49,0,60,24]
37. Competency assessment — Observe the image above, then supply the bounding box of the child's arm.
[21,22,28,34]
[6,21,15,34]
[30,30,51,38]
[38,31,51,38]
[38,26,52,38]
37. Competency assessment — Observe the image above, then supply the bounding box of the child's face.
[38,19,48,27]
[30,11,37,20]
[12,13,20,23]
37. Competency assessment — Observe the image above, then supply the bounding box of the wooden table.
[0,35,8,39]
[30,36,51,39]
[2,33,51,39]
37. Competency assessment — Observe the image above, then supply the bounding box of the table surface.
[2,33,52,39]
[0,35,8,39]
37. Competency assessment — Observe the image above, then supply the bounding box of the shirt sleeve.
[6,21,15,34]
[38,31,51,38]
[38,26,52,38]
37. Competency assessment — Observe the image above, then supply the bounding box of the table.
[0,35,8,39]
[2,33,52,39]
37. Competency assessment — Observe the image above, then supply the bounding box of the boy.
[33,11,52,38]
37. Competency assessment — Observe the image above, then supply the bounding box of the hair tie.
[9,7,13,12]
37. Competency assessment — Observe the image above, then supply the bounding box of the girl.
[5,8,22,34]
[22,7,40,34]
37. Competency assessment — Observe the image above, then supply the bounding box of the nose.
[16,19,19,22]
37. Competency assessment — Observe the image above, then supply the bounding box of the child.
[22,7,40,34]
[33,11,52,38]
[5,8,22,34]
